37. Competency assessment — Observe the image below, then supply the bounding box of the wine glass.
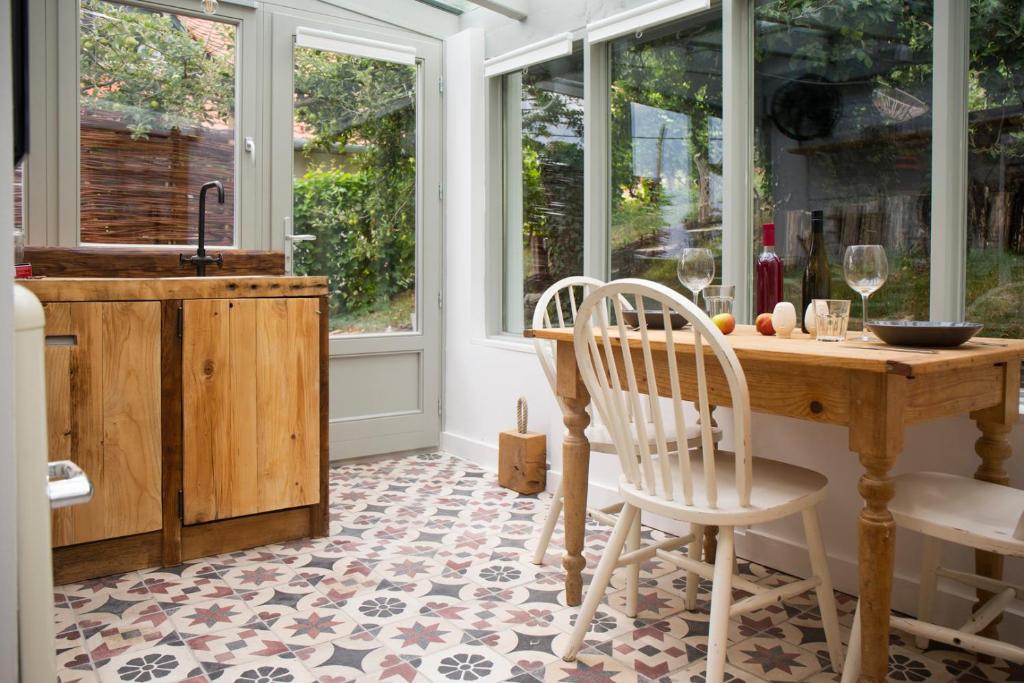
[843,245,889,341]
[677,248,715,308]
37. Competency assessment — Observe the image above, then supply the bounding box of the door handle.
[285,234,317,242]
[47,460,94,509]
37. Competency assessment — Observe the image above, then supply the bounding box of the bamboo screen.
[79,112,235,246]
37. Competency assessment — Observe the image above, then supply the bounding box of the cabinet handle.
[47,460,94,509]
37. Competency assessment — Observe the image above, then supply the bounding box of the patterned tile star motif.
[739,642,807,676]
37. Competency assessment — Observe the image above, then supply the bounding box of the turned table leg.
[856,461,896,683]
[970,360,1019,646]
[562,392,591,607]
[702,406,719,563]
[850,372,905,683]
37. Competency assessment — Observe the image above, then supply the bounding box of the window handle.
[244,136,256,164]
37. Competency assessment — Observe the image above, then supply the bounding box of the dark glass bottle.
[801,210,831,332]
[756,223,784,315]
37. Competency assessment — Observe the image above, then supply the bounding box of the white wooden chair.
[562,279,843,683]
[529,276,722,575]
[842,472,1024,682]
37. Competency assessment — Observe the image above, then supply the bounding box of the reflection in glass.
[754,0,933,328]
[610,13,723,293]
[502,49,585,333]
[79,0,236,245]
[964,0,1024,340]
[290,48,418,336]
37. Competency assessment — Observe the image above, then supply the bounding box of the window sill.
[470,334,536,354]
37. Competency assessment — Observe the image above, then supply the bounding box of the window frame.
[53,0,261,249]
[484,32,580,339]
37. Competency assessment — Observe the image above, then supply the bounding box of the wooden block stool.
[498,430,546,494]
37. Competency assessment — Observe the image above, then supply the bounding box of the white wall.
[442,0,1024,637]
[1,0,21,675]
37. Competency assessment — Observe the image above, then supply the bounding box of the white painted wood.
[844,470,1024,679]
[295,27,417,64]
[706,526,735,683]
[467,0,528,21]
[563,503,639,662]
[582,38,610,279]
[502,71,525,333]
[531,478,563,565]
[564,280,842,683]
[929,0,970,321]
[686,524,703,609]
[804,507,844,671]
[585,0,711,44]
[270,13,443,459]
[483,32,572,77]
[722,0,754,322]
[890,472,1024,556]
[625,512,642,618]
[915,536,942,648]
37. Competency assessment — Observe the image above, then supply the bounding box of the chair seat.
[619,451,828,526]
[890,472,1024,556]
[587,421,724,454]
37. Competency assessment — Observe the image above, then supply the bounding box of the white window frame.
[484,32,578,338]
[51,0,261,249]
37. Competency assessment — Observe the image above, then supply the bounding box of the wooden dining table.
[526,324,1024,683]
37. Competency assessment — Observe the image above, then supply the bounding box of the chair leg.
[625,510,642,618]
[686,523,704,610]
[563,503,639,662]
[531,479,564,566]
[802,507,844,673]
[704,526,735,683]
[915,536,942,649]
[840,601,862,683]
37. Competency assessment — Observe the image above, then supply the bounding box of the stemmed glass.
[677,248,715,308]
[843,245,889,341]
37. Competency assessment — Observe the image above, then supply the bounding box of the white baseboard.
[438,430,1023,644]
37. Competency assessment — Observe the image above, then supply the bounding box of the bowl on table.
[621,309,689,330]
[865,320,984,348]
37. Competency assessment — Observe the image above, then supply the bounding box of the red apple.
[712,313,735,335]
[755,312,775,336]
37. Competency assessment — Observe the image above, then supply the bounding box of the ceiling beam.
[466,0,527,21]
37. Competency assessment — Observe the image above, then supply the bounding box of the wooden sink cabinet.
[21,277,329,583]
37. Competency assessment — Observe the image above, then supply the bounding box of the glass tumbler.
[703,285,735,317]
[813,299,851,342]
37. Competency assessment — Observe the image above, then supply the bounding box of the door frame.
[269,11,443,460]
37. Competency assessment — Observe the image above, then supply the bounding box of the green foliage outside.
[80,0,235,139]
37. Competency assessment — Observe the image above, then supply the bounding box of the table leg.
[850,373,905,683]
[856,458,896,683]
[562,393,591,607]
[703,406,719,563]
[971,366,1018,646]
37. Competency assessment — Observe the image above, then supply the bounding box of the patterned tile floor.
[53,452,1023,683]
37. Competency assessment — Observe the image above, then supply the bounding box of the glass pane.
[754,0,933,328]
[502,49,585,333]
[609,14,724,297]
[291,47,418,336]
[79,1,236,245]
[965,0,1024,340]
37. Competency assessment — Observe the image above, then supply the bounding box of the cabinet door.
[46,302,163,547]
[183,297,319,524]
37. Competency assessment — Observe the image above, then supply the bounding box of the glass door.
[271,15,442,459]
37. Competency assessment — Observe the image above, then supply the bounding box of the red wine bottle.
[756,223,783,315]
[801,210,831,332]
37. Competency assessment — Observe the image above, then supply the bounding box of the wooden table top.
[529,324,1024,377]
[18,275,329,302]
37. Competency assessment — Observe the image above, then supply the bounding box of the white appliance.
[14,284,92,682]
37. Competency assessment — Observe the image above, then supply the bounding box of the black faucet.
[180,180,225,277]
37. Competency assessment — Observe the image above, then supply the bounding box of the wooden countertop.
[18,275,328,302]
[530,324,1024,377]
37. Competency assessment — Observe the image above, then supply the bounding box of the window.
[964,0,1024,340]
[608,13,723,294]
[502,47,585,333]
[753,0,933,328]
[78,0,237,246]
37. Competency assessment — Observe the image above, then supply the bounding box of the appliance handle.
[47,460,93,509]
